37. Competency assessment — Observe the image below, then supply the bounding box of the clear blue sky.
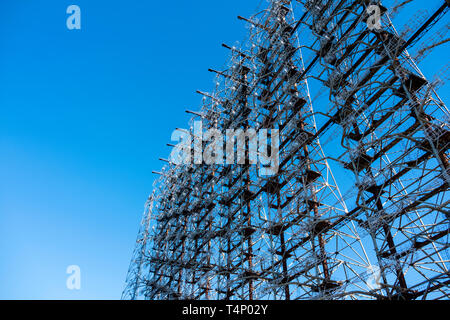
[0,0,448,299]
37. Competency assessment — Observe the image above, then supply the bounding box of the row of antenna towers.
[123,0,449,300]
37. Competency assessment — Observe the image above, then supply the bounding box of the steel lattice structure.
[122,0,449,300]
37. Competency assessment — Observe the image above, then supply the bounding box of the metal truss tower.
[123,0,449,300]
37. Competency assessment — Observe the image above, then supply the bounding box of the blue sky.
[0,0,448,299]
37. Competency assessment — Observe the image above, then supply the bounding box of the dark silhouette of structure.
[123,0,449,300]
